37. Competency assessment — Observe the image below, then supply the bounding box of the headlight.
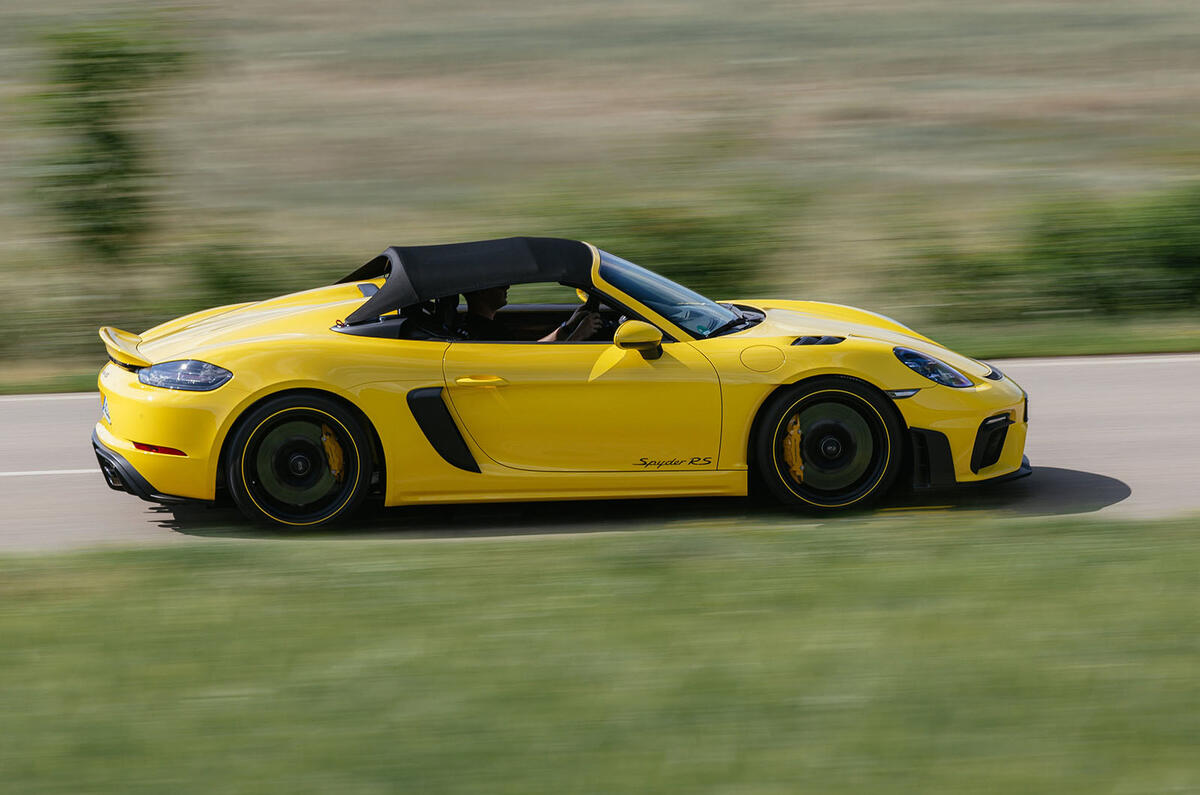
[893,347,973,388]
[138,360,232,391]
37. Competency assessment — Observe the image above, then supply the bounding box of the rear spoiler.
[99,326,151,368]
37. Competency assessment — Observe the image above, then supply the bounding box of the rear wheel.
[753,377,903,512]
[226,394,372,526]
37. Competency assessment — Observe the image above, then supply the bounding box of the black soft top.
[337,236,593,325]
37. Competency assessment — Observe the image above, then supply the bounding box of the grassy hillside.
[3,515,1199,793]
[1,0,1198,377]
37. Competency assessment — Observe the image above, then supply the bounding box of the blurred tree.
[36,23,186,265]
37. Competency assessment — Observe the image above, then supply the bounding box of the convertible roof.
[337,236,593,325]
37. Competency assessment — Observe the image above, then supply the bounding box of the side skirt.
[385,469,748,507]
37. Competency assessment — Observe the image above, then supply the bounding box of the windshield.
[598,251,740,338]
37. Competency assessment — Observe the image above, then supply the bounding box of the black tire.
[225,393,373,526]
[752,377,904,512]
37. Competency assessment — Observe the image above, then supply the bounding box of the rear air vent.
[792,336,844,346]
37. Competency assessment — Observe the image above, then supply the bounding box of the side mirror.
[613,320,663,360]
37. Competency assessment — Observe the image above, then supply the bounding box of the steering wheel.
[569,292,619,339]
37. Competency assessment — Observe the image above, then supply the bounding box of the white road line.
[0,469,98,477]
[0,393,98,403]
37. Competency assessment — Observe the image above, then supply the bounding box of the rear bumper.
[97,362,232,500]
[92,428,189,503]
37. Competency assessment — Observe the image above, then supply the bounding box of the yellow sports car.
[93,237,1030,526]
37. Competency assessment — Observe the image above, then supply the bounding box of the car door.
[442,339,722,472]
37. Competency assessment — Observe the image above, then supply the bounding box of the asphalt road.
[1,354,1198,551]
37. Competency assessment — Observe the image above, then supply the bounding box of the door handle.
[455,375,508,387]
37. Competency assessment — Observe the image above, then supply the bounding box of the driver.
[461,285,602,342]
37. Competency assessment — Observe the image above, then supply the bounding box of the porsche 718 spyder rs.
[92,236,1030,526]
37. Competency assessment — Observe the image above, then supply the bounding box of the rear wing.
[98,326,151,368]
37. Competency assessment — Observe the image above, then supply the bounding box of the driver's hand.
[563,304,590,326]
[565,311,602,341]
[553,305,589,339]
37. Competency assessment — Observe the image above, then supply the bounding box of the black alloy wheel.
[753,377,904,512]
[226,393,373,526]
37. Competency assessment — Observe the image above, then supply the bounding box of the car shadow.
[889,466,1132,516]
[156,466,1131,541]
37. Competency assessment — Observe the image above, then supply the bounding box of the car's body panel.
[443,339,721,472]
[136,283,375,362]
[93,240,1030,514]
[139,300,258,341]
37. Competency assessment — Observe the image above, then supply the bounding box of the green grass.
[927,316,1200,359]
[0,367,100,395]
[3,515,1199,793]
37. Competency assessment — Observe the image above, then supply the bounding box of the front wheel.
[753,377,903,512]
[225,393,373,526]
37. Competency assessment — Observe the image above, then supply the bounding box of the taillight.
[133,442,186,456]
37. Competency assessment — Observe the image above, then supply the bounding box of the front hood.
[728,299,992,378]
[136,282,373,362]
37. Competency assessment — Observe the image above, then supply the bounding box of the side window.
[504,282,584,305]
[458,281,631,343]
[458,281,583,342]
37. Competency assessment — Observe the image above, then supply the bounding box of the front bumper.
[894,375,1030,488]
[981,454,1032,486]
[909,425,1031,489]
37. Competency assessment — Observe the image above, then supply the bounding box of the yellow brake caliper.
[782,414,804,483]
[320,424,345,483]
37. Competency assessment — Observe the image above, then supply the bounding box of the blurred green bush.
[1134,185,1200,304]
[915,186,1200,321]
